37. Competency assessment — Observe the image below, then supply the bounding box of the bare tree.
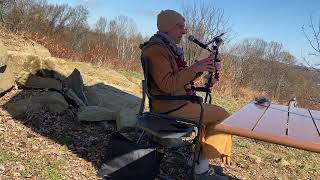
[95,17,107,34]
[303,14,320,57]
[301,13,320,106]
[45,4,74,34]
[107,15,138,60]
[228,38,302,99]
[2,0,28,31]
[302,13,320,68]
[0,0,16,24]
[181,0,232,64]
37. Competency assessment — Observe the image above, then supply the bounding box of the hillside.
[0,31,319,180]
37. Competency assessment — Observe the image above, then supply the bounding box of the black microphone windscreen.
[188,35,195,41]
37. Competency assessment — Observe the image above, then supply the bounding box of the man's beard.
[174,37,181,44]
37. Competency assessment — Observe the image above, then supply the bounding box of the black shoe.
[193,167,228,180]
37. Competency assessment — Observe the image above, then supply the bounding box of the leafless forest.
[1,0,319,109]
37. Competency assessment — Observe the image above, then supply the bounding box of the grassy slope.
[0,70,319,180]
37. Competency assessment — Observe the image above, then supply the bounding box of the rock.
[85,84,140,130]
[17,74,62,91]
[4,55,47,80]
[246,154,262,164]
[6,55,61,79]
[100,121,116,129]
[5,91,68,117]
[13,172,21,177]
[117,108,138,130]
[3,54,25,77]
[15,162,26,171]
[6,101,39,118]
[64,89,86,107]
[0,72,15,95]
[21,55,46,74]
[77,106,119,122]
[38,91,67,112]
[5,55,65,82]
[64,68,88,105]
[0,165,5,173]
[276,158,290,166]
[35,69,66,81]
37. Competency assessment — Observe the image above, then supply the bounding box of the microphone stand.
[203,33,224,104]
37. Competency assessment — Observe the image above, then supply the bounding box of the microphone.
[188,35,208,49]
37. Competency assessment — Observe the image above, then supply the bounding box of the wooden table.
[215,101,320,153]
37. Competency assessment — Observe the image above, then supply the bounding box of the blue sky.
[47,0,320,63]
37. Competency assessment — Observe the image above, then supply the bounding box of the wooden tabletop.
[214,101,320,153]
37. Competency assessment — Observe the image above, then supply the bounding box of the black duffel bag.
[98,132,163,180]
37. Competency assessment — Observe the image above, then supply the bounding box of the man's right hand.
[190,56,215,73]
